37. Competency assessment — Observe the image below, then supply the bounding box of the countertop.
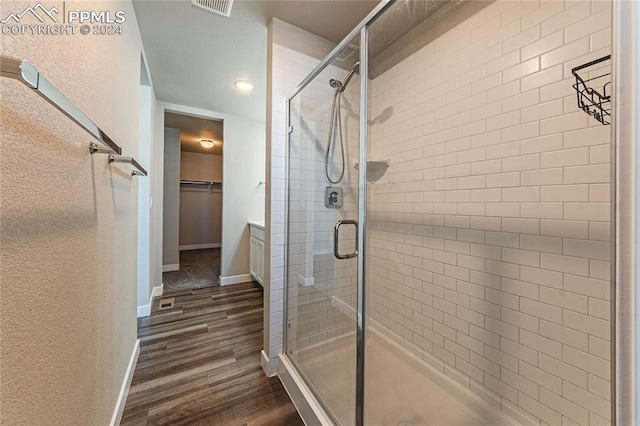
[248,221,265,230]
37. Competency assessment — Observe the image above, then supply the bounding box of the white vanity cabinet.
[248,222,265,287]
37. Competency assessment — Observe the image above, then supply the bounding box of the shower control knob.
[329,192,338,204]
[324,186,343,208]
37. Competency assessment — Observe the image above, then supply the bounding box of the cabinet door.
[256,238,265,285]
[250,236,258,280]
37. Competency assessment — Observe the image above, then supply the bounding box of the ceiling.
[132,1,378,122]
[165,112,224,155]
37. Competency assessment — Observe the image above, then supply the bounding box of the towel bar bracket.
[89,143,112,155]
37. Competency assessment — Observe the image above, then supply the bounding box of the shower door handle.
[334,219,358,260]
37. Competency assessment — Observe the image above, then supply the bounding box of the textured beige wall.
[0,1,146,424]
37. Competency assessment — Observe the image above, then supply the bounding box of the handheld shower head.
[340,61,360,92]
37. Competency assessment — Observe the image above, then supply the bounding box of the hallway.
[121,283,302,425]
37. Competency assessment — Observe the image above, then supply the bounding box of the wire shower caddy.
[572,54,611,125]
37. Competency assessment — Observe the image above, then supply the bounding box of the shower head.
[340,61,360,92]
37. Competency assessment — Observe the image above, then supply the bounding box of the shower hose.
[326,85,346,184]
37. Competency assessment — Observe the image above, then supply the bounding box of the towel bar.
[1,55,122,155]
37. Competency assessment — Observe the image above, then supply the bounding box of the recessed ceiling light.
[200,139,215,149]
[234,80,254,91]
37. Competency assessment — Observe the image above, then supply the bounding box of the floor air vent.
[191,0,234,17]
[158,297,175,310]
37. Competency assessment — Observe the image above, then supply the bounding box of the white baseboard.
[137,284,164,318]
[109,339,140,426]
[261,349,278,377]
[179,243,221,251]
[219,274,252,286]
[162,264,179,272]
[137,304,150,318]
[154,283,163,298]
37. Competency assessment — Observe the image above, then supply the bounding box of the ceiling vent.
[191,0,233,17]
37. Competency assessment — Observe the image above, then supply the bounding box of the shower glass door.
[286,36,362,426]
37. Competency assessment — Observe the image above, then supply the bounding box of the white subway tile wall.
[368,0,611,425]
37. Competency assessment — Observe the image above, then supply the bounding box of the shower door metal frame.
[613,0,638,425]
[354,25,368,426]
[283,1,395,425]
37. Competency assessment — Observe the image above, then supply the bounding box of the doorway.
[162,112,223,293]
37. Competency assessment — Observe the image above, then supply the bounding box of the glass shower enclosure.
[283,1,614,425]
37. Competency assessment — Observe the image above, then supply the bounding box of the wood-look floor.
[121,282,303,426]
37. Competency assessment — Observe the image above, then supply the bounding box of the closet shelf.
[180,179,222,193]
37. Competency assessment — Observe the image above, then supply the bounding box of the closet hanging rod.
[0,55,122,155]
[180,179,222,185]
[108,155,148,176]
